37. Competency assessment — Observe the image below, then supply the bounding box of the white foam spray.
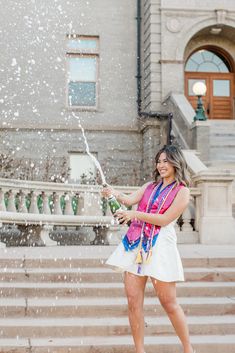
[71,112,107,185]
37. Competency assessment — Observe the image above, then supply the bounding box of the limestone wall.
[0,128,142,186]
[0,0,137,131]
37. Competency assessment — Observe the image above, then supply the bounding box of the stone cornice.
[192,170,235,183]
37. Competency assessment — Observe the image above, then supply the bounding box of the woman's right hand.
[101,184,115,198]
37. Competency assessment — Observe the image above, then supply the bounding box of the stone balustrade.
[0,177,200,246]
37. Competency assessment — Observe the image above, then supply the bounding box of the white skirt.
[106,221,184,282]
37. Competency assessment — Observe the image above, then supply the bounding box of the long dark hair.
[153,145,191,187]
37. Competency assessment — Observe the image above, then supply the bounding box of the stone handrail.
[0,177,200,246]
[163,93,210,161]
[163,93,194,149]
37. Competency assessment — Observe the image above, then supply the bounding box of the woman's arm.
[101,182,152,207]
[116,187,190,226]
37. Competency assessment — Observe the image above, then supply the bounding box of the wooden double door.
[185,72,234,119]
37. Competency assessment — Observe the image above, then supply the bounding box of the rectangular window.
[69,153,97,183]
[66,35,99,109]
[213,79,230,97]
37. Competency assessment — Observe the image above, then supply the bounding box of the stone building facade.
[1,0,235,186]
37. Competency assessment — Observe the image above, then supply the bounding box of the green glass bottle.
[107,193,131,226]
[107,195,122,215]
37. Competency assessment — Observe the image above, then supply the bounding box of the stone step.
[207,160,235,169]
[210,140,235,147]
[1,335,235,353]
[0,297,234,318]
[210,127,235,133]
[210,130,235,135]
[0,315,235,338]
[1,256,235,268]
[210,120,235,128]
[209,147,235,160]
[210,142,235,150]
[0,245,235,267]
[0,281,235,298]
[0,267,234,282]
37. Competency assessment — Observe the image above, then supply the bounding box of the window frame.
[185,46,233,74]
[68,151,98,183]
[66,35,99,111]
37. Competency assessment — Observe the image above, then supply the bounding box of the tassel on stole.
[135,247,143,264]
[145,249,152,264]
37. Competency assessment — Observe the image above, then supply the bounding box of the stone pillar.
[192,171,235,244]
[191,120,210,162]
[139,118,168,182]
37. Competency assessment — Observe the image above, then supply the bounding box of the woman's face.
[156,152,175,179]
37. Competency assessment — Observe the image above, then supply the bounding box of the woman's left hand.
[115,210,137,224]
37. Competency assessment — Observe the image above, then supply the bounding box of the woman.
[102,145,195,353]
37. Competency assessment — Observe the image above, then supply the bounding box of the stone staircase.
[208,120,235,216]
[0,245,235,353]
[209,120,235,162]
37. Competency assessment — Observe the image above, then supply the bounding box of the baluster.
[7,190,17,212]
[53,192,62,215]
[0,189,6,211]
[181,202,193,232]
[193,195,199,232]
[18,191,28,213]
[64,192,73,215]
[29,191,39,214]
[76,193,85,215]
[175,219,181,234]
[42,192,51,215]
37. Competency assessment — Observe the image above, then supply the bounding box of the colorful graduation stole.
[122,181,184,272]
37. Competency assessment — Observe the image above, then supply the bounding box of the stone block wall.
[0,128,143,186]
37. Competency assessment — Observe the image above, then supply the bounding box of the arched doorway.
[185,47,234,119]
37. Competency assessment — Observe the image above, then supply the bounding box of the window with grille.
[66,35,99,109]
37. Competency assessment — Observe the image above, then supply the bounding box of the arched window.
[185,50,230,73]
[185,48,234,119]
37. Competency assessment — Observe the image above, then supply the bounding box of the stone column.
[192,170,235,244]
[191,120,210,162]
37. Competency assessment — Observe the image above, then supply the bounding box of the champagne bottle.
[102,184,122,215]
[107,195,122,215]
[103,185,130,226]
[108,195,132,226]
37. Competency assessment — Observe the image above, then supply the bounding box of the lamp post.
[192,81,207,121]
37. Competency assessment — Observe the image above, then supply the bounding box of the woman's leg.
[151,278,193,353]
[124,272,148,353]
